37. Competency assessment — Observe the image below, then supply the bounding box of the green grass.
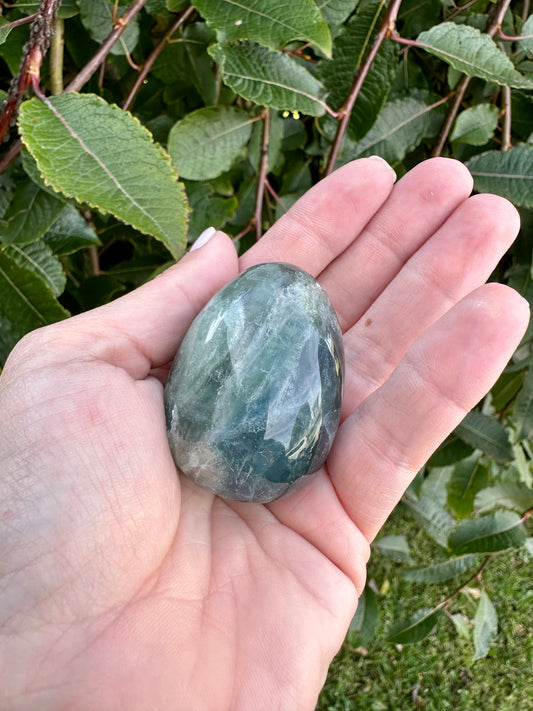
[318,509,533,711]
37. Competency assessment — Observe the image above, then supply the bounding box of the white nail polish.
[368,155,396,180]
[191,226,216,251]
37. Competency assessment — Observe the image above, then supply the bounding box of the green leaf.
[210,42,327,117]
[319,1,397,140]
[447,454,489,518]
[428,435,474,467]
[455,410,512,461]
[0,248,68,366]
[168,107,255,181]
[43,204,100,256]
[166,0,188,10]
[473,590,498,660]
[450,103,499,146]
[0,17,17,45]
[388,607,443,645]
[474,484,533,515]
[316,0,360,27]
[491,369,524,411]
[18,94,189,259]
[0,180,65,246]
[448,511,527,555]
[402,495,455,548]
[402,554,478,583]
[416,22,533,89]
[350,585,378,643]
[1,242,66,297]
[13,0,79,18]
[519,14,533,58]
[374,535,412,563]
[337,90,445,165]
[185,182,238,240]
[466,145,533,210]
[194,0,332,56]
[399,0,442,36]
[514,368,533,440]
[248,111,285,172]
[78,0,139,56]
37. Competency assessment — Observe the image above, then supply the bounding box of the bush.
[0,0,531,662]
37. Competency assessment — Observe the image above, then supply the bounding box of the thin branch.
[432,74,470,157]
[0,12,39,30]
[523,0,531,23]
[0,0,62,143]
[254,108,270,241]
[325,0,404,176]
[446,0,479,22]
[123,5,194,112]
[438,556,493,610]
[64,0,149,93]
[501,85,512,151]
[49,15,64,95]
[497,29,533,41]
[432,0,513,157]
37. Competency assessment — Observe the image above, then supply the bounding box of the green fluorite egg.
[164,262,344,503]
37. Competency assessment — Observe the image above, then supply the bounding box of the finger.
[12,232,238,379]
[239,157,396,275]
[341,193,520,418]
[327,284,530,542]
[319,157,474,331]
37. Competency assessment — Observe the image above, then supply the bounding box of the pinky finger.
[328,284,530,542]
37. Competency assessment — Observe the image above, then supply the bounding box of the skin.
[0,157,529,711]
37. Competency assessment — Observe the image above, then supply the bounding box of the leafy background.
[0,0,532,706]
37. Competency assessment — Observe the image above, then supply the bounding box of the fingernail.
[368,155,396,180]
[191,226,216,251]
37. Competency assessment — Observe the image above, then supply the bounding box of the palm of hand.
[0,158,528,710]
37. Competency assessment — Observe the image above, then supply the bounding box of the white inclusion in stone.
[204,311,225,344]
[264,330,322,448]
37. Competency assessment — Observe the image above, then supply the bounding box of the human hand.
[0,157,528,711]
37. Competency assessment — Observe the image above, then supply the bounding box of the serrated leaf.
[0,180,65,246]
[43,204,100,256]
[319,1,397,140]
[337,91,445,165]
[0,248,68,366]
[317,0,360,27]
[374,535,412,563]
[450,103,499,146]
[455,410,512,461]
[1,242,65,296]
[194,0,332,56]
[514,368,533,440]
[18,94,189,259]
[78,0,139,57]
[473,590,498,660]
[350,585,378,642]
[466,145,533,210]
[168,107,255,181]
[210,42,327,116]
[388,607,443,645]
[450,613,471,640]
[519,15,533,58]
[474,484,533,514]
[402,554,478,583]
[448,511,527,555]
[417,22,533,89]
[447,454,489,518]
[402,495,455,548]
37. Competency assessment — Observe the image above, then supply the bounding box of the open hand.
[0,157,528,710]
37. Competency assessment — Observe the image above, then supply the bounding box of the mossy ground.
[318,509,533,711]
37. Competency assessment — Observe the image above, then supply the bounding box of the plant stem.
[523,0,531,23]
[254,108,270,240]
[123,5,194,111]
[438,555,493,609]
[432,0,513,157]
[325,0,404,176]
[49,16,64,95]
[432,74,470,157]
[0,0,62,143]
[501,85,512,151]
[65,0,149,93]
